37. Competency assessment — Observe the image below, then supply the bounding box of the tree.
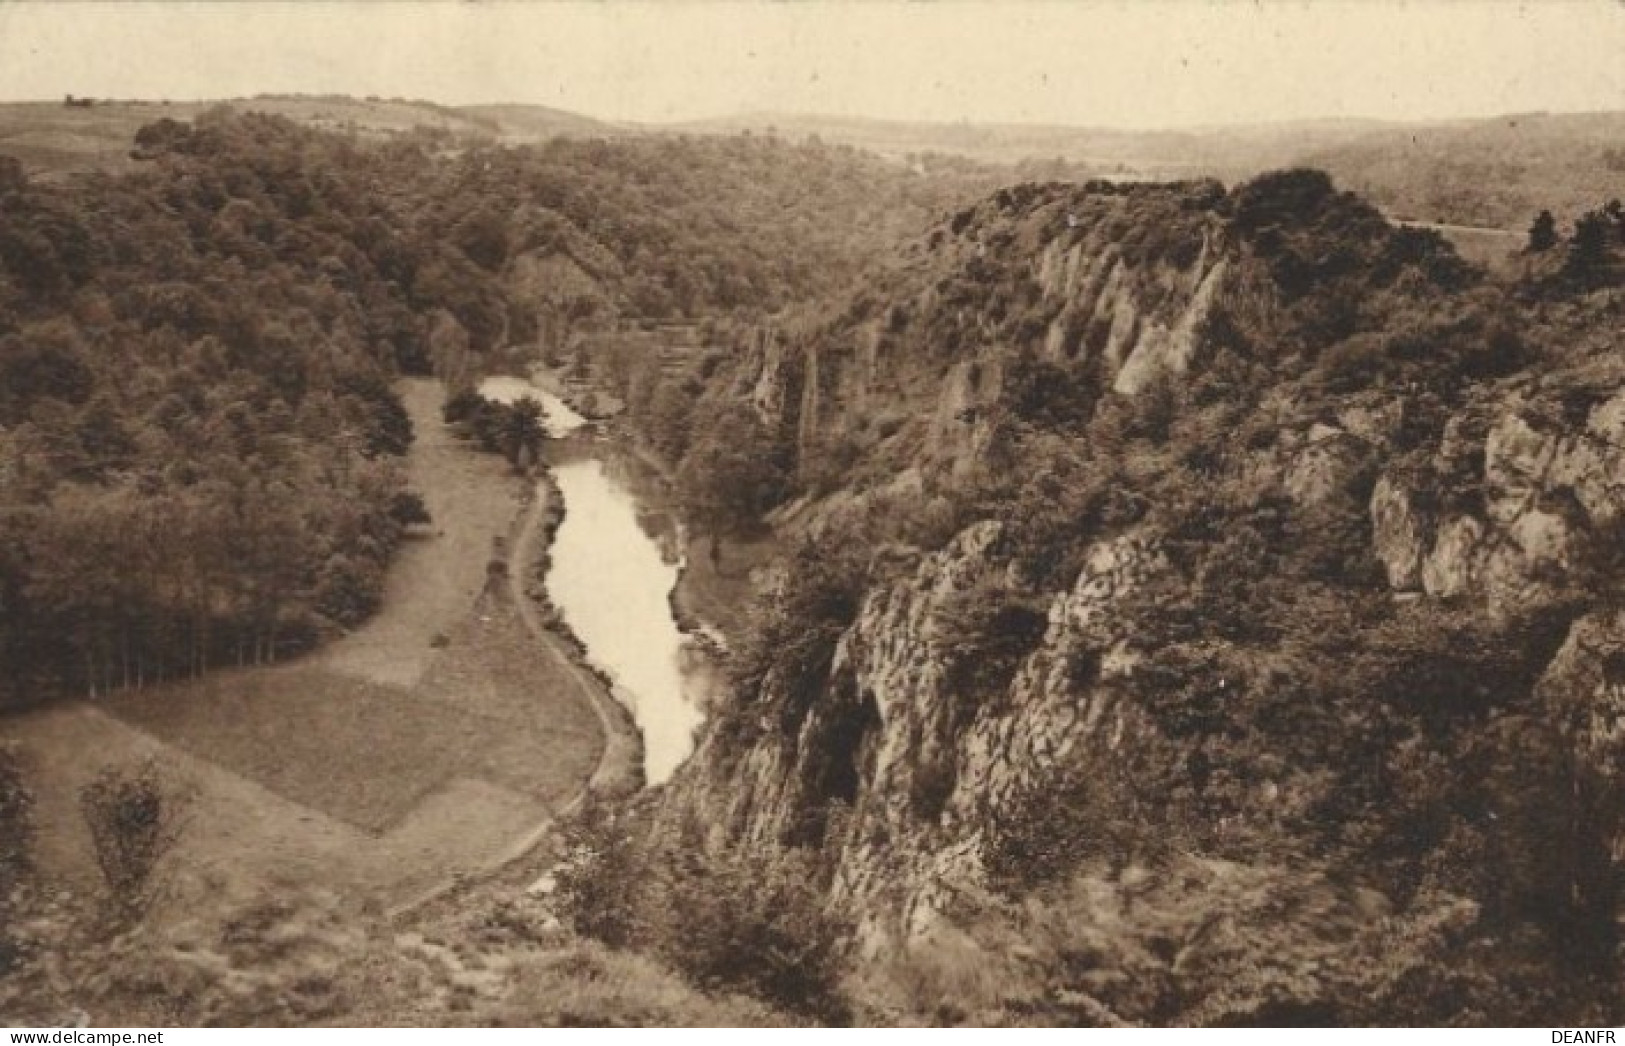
[676,406,789,565]
[1565,210,1612,282]
[452,206,510,273]
[389,490,432,529]
[1526,209,1557,253]
[502,396,546,468]
[79,758,188,921]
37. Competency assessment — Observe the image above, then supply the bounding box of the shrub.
[78,758,187,919]
[554,793,650,949]
[984,755,1149,892]
[1317,334,1387,393]
[659,846,851,1023]
[557,802,852,1022]
[731,532,869,741]
[935,578,1049,713]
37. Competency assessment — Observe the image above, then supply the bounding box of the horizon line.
[3,92,1623,138]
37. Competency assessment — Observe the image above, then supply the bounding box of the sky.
[0,1,1621,129]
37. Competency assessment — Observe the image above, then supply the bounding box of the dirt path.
[3,378,625,926]
[384,473,643,918]
[507,481,642,798]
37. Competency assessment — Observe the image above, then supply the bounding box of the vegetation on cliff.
[610,169,1625,1025]
[7,100,1625,1025]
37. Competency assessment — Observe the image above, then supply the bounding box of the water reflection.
[550,457,706,784]
[477,375,706,785]
[478,375,587,437]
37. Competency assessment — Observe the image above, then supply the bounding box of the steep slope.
[612,172,1625,1025]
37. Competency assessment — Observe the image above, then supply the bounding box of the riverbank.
[525,355,770,650]
[1,379,617,927]
[507,469,643,799]
[482,366,736,782]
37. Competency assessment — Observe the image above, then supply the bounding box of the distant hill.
[3,95,1619,235]
[676,110,1625,232]
[1299,111,1625,230]
[458,103,626,141]
[0,96,636,177]
[0,100,190,176]
[673,111,1401,175]
[0,94,502,176]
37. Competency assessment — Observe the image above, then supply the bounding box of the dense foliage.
[0,113,444,704]
[555,796,851,1023]
[0,105,986,709]
[410,133,996,324]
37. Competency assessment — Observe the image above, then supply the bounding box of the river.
[479,375,709,785]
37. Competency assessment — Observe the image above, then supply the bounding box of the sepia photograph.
[0,0,1623,1030]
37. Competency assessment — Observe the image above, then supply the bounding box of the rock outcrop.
[650,175,1625,1024]
[1370,389,1625,609]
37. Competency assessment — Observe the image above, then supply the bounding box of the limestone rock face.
[1538,609,1625,908]
[1370,476,1429,591]
[727,190,1229,491]
[1113,258,1229,397]
[654,179,1623,1019]
[1421,515,1483,598]
[1032,221,1228,396]
[1540,609,1625,791]
[1370,395,1625,610]
[1484,412,1558,524]
[660,523,1169,950]
[929,359,1003,480]
[745,326,790,423]
[1284,424,1370,507]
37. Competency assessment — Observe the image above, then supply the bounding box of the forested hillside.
[684,110,1625,234]
[1302,112,1625,229]
[0,114,436,704]
[0,108,989,709]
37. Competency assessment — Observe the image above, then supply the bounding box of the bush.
[659,846,851,1023]
[731,533,869,740]
[984,755,1149,892]
[78,758,187,919]
[934,577,1049,711]
[556,801,852,1022]
[554,793,649,949]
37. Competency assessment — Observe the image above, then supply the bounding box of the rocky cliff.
[638,172,1625,1024]
[726,180,1234,488]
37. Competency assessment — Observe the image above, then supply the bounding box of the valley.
[3,379,609,923]
[0,94,1621,1027]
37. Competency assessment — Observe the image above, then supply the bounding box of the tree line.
[0,105,994,707]
[0,112,450,705]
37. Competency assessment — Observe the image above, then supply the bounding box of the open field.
[106,597,601,834]
[1,379,606,918]
[318,380,525,690]
[0,95,609,179]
